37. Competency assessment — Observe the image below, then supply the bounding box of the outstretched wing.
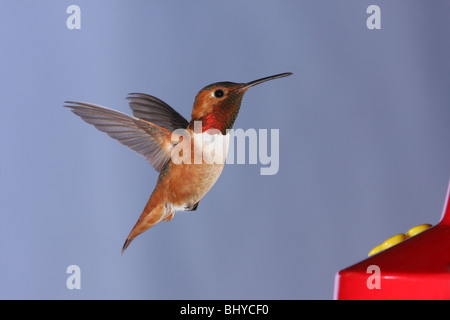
[64,101,176,172]
[127,93,189,132]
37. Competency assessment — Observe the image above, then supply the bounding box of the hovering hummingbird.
[65,72,292,253]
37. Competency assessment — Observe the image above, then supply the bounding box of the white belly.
[192,131,230,165]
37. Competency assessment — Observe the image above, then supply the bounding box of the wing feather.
[64,101,175,172]
[127,93,189,131]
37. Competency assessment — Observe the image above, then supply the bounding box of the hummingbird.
[65,72,292,253]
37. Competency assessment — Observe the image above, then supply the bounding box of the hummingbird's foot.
[186,202,199,211]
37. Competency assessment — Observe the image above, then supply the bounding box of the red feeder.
[334,180,450,300]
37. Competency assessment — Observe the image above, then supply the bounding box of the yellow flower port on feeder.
[368,224,432,256]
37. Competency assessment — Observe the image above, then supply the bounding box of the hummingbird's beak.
[241,72,293,91]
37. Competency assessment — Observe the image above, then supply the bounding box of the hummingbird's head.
[189,72,292,134]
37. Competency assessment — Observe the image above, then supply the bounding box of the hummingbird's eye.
[213,89,225,98]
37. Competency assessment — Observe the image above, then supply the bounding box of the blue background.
[1,1,449,299]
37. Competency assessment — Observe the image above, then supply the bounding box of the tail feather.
[120,199,167,254]
[121,238,134,255]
